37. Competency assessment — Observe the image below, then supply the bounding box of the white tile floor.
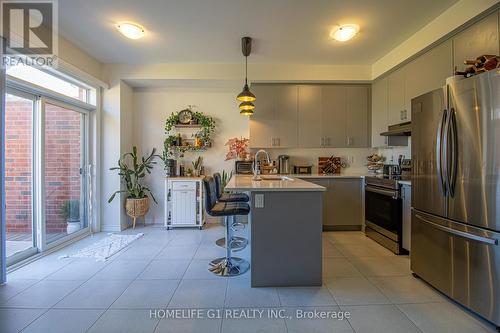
[0,223,497,333]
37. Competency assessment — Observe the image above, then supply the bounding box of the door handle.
[443,106,451,196]
[436,109,447,195]
[415,214,498,246]
[365,185,399,198]
[448,108,458,197]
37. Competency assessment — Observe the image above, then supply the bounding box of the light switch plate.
[254,194,264,208]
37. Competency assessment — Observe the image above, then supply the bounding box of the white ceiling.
[58,0,458,65]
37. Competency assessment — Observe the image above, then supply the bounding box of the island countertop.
[225,174,326,192]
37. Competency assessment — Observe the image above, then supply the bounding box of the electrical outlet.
[254,194,264,208]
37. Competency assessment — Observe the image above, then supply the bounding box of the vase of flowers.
[225,137,249,161]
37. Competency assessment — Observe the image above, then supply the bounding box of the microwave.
[235,160,253,174]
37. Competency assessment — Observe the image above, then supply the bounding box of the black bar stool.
[203,176,250,276]
[213,173,249,251]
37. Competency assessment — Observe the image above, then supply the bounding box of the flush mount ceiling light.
[237,37,256,116]
[331,24,359,42]
[116,22,145,40]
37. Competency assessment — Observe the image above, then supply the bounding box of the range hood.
[381,121,411,136]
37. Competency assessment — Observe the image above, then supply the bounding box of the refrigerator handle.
[436,109,447,195]
[443,105,452,196]
[448,108,458,197]
[415,214,498,246]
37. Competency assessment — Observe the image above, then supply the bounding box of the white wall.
[58,36,103,81]
[133,85,249,224]
[119,82,135,229]
[100,83,122,231]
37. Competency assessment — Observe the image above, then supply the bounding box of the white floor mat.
[60,233,144,261]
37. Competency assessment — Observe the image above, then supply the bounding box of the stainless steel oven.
[365,176,404,254]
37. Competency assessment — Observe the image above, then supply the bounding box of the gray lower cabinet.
[305,178,363,231]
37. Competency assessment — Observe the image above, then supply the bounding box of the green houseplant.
[192,156,203,176]
[220,170,233,192]
[60,199,80,234]
[163,110,215,163]
[108,146,159,228]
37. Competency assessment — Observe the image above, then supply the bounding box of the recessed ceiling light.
[116,22,145,40]
[331,24,359,42]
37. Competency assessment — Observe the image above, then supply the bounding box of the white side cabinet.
[165,177,205,229]
[401,183,412,252]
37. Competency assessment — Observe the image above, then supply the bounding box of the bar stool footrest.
[215,237,248,252]
[208,257,250,276]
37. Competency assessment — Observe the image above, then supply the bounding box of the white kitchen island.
[225,175,326,287]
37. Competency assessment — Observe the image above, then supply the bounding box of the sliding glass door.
[4,92,89,264]
[44,101,87,245]
[5,92,37,263]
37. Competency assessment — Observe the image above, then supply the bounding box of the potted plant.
[108,146,159,229]
[220,170,233,192]
[60,199,80,234]
[225,137,249,160]
[192,156,203,176]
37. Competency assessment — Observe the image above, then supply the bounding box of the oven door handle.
[365,185,399,199]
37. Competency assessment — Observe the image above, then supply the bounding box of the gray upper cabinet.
[453,12,499,73]
[405,40,453,115]
[371,77,388,147]
[370,10,499,148]
[249,84,298,148]
[321,86,347,147]
[345,85,369,147]
[298,85,322,148]
[253,83,370,148]
[387,68,406,126]
[249,85,275,148]
[274,85,298,148]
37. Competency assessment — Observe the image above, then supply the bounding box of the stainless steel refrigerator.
[411,70,500,326]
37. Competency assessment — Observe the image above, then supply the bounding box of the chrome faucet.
[253,149,271,181]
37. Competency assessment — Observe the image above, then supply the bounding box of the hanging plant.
[163,109,215,164]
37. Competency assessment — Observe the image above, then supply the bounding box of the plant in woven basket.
[108,146,160,204]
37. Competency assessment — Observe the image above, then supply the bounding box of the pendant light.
[237,37,256,115]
